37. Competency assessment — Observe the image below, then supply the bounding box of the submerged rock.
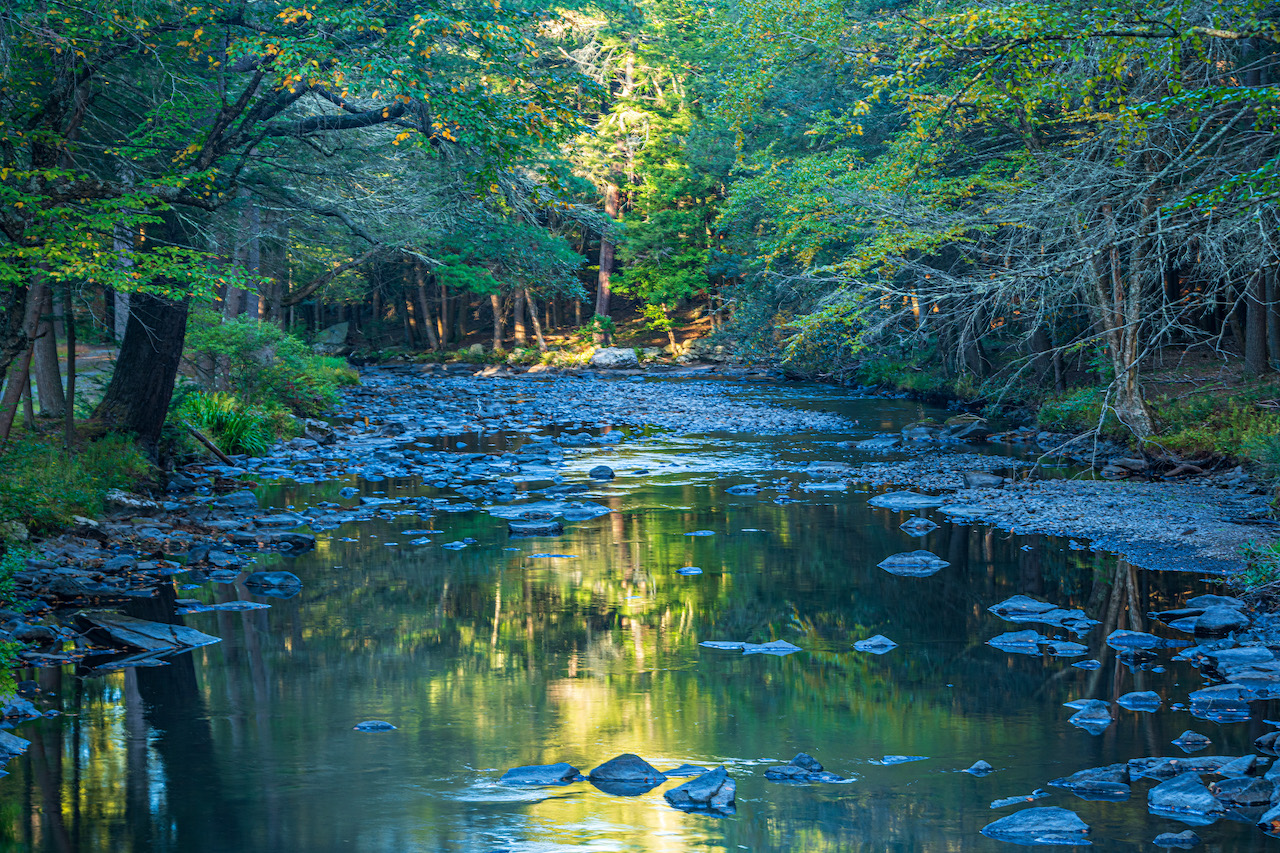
[1153,830,1200,848]
[1172,731,1212,753]
[1049,764,1130,801]
[243,571,303,597]
[353,720,396,732]
[874,755,928,765]
[742,640,803,656]
[1066,700,1113,736]
[498,762,581,786]
[854,634,898,654]
[980,807,1089,845]
[1117,691,1161,712]
[663,766,736,814]
[988,595,1098,635]
[764,753,843,783]
[990,790,1051,809]
[508,520,564,537]
[987,630,1047,655]
[664,764,710,777]
[1105,629,1164,650]
[1130,756,1234,781]
[899,517,938,536]
[877,550,949,577]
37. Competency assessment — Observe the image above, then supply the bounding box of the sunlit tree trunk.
[513,289,527,347]
[525,289,547,352]
[490,292,504,350]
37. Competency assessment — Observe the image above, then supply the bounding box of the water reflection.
[2,388,1277,852]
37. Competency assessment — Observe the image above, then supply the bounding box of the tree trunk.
[513,289,527,347]
[401,292,415,348]
[21,377,35,429]
[33,287,65,417]
[594,183,618,340]
[93,291,190,454]
[525,289,547,352]
[0,280,49,445]
[490,293,504,350]
[63,282,76,449]
[1245,269,1269,376]
[413,264,441,351]
[455,292,468,343]
[438,282,449,346]
[1267,268,1280,369]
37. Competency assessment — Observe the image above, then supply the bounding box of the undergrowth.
[0,435,152,535]
[176,391,277,457]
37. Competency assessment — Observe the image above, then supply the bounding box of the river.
[1,376,1274,851]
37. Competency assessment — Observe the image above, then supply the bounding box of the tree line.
[1,0,1277,458]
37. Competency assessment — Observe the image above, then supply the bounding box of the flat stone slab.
[76,613,220,653]
[981,807,1090,845]
[868,491,946,510]
[498,762,581,786]
[877,550,949,577]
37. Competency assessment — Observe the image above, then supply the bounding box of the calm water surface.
[2,380,1275,852]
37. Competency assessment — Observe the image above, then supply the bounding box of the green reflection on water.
[2,392,1277,852]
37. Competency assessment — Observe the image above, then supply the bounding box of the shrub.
[1233,540,1280,595]
[184,311,357,417]
[177,391,276,456]
[0,435,152,533]
[1151,395,1280,460]
[1036,387,1113,434]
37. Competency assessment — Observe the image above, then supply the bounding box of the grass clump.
[176,391,277,457]
[1232,540,1280,599]
[0,435,153,535]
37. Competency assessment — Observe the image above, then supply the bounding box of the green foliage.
[1036,388,1111,434]
[185,313,357,417]
[0,546,27,609]
[177,392,277,457]
[1151,395,1280,460]
[1233,540,1280,594]
[0,436,152,533]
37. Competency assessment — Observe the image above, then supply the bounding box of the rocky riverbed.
[5,363,1280,849]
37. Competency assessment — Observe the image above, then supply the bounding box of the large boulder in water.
[589,347,639,369]
[980,807,1089,845]
[498,762,581,786]
[588,754,665,795]
[663,766,736,814]
[1147,772,1223,819]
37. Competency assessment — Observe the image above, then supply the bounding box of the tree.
[0,0,588,449]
